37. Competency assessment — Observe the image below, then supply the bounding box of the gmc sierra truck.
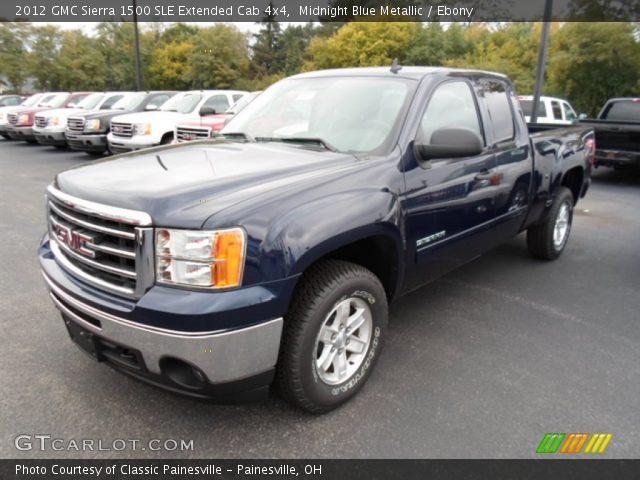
[39,67,594,413]
[579,98,640,170]
[66,91,176,156]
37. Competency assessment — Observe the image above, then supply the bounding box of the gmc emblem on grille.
[54,224,96,258]
[113,126,123,133]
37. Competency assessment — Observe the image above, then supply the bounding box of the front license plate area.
[63,316,101,361]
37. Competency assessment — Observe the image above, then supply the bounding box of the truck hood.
[111,110,189,125]
[55,141,360,228]
[36,107,83,120]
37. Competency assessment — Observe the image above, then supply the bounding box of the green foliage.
[547,22,640,115]
[305,22,419,69]
[0,22,31,91]
[186,24,250,89]
[2,20,638,116]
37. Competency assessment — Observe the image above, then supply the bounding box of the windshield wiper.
[254,136,337,152]
[216,132,255,143]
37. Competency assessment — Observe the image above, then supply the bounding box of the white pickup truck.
[107,90,247,154]
[519,95,579,124]
[33,92,133,148]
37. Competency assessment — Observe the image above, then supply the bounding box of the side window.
[563,102,576,121]
[481,80,514,142]
[232,94,244,102]
[418,81,482,145]
[202,95,230,113]
[147,94,169,108]
[101,95,123,109]
[551,101,562,120]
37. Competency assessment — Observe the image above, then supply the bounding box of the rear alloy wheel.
[278,260,388,413]
[527,186,574,260]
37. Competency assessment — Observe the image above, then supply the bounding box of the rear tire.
[277,260,388,413]
[527,186,574,260]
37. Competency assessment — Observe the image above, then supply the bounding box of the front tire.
[527,186,574,260]
[277,260,388,413]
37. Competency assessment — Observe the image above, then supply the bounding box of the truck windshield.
[46,93,71,108]
[21,94,43,107]
[602,100,640,121]
[76,93,105,110]
[112,93,147,111]
[223,77,415,154]
[160,93,203,113]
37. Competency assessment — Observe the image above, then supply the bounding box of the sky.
[50,21,266,34]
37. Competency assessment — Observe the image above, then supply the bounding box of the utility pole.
[132,0,143,91]
[531,0,553,123]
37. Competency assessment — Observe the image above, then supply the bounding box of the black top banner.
[1,0,639,22]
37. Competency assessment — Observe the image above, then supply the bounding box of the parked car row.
[0,89,260,156]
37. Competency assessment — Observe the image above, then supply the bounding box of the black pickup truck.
[580,98,640,170]
[39,67,594,413]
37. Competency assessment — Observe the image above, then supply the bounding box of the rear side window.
[232,93,244,102]
[481,80,514,142]
[602,101,640,121]
[520,100,547,118]
[551,101,562,120]
[418,81,482,144]
[202,95,230,114]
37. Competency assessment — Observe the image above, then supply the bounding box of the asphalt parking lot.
[1,138,639,459]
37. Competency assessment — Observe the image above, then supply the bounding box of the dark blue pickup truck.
[39,67,594,413]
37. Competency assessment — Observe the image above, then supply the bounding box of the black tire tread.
[277,259,385,413]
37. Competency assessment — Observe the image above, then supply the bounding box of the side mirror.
[199,107,216,116]
[145,104,158,111]
[578,113,588,120]
[415,127,484,162]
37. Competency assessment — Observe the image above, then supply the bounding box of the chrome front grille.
[35,115,48,128]
[46,185,154,299]
[111,122,133,138]
[8,113,18,125]
[67,117,85,132]
[176,126,211,142]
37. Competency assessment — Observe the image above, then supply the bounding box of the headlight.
[18,114,30,124]
[85,119,101,130]
[133,123,152,136]
[50,116,60,126]
[156,228,246,288]
[0,112,5,122]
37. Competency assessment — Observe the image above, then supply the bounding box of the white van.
[519,96,578,124]
[107,90,247,154]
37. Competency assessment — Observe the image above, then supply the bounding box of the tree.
[404,23,472,66]
[277,24,316,75]
[0,22,31,91]
[147,40,194,90]
[547,22,640,115]
[57,31,108,90]
[27,25,65,91]
[447,23,560,95]
[305,22,419,70]
[187,24,250,89]
[251,4,283,77]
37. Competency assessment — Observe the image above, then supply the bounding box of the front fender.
[258,188,404,281]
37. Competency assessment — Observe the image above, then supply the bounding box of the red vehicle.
[6,92,91,143]
[174,91,260,142]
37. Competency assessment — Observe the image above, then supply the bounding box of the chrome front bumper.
[43,272,284,385]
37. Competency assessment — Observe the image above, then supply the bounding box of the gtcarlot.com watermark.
[14,434,194,452]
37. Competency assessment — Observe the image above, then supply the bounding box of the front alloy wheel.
[278,260,388,413]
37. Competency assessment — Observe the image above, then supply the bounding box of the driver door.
[402,79,498,289]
